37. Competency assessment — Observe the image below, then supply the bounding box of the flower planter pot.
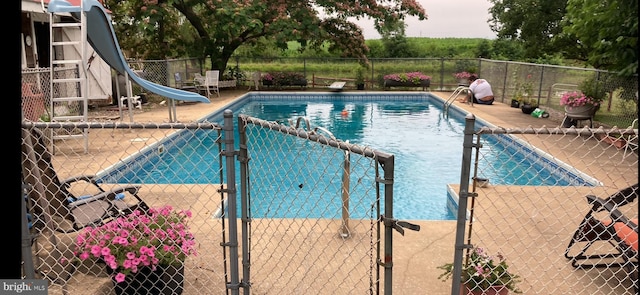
[461,284,509,295]
[510,99,520,108]
[111,263,185,295]
[384,79,430,90]
[564,104,597,118]
[289,79,308,87]
[521,104,536,114]
[457,78,470,86]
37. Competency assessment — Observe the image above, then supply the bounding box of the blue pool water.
[110,93,592,220]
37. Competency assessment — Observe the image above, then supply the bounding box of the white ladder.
[49,1,89,153]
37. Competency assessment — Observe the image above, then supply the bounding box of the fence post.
[223,110,241,295]
[450,113,477,295]
[537,66,545,106]
[381,155,395,295]
[501,62,510,102]
[237,113,252,295]
[439,58,445,90]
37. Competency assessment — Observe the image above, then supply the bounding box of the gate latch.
[381,215,421,235]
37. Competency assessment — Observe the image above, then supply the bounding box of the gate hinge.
[381,215,421,236]
[464,191,478,198]
[222,150,239,156]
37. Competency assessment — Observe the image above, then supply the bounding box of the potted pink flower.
[438,246,522,294]
[453,71,475,86]
[560,91,601,117]
[74,205,197,294]
[454,71,474,80]
[560,91,601,108]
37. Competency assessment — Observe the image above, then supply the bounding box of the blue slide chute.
[48,0,210,103]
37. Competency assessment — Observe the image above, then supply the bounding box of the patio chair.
[564,183,638,289]
[21,127,150,233]
[249,71,261,90]
[623,119,638,159]
[204,70,220,98]
[174,72,197,92]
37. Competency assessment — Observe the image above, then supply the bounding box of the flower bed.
[262,72,308,89]
[383,72,431,90]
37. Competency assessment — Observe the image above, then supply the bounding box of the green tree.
[475,40,493,58]
[104,0,427,73]
[560,0,638,75]
[490,39,525,61]
[487,0,568,60]
[380,19,416,58]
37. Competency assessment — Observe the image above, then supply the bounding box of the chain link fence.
[236,115,393,294]
[127,57,637,129]
[20,93,637,294]
[449,117,638,295]
[21,122,232,295]
[18,62,638,294]
[24,57,637,129]
[20,67,86,122]
[20,118,406,294]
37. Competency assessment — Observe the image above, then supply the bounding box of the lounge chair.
[564,183,638,290]
[21,127,149,233]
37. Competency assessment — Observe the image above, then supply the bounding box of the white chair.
[623,119,639,159]
[174,72,196,92]
[204,70,220,98]
[249,71,261,91]
[193,73,205,95]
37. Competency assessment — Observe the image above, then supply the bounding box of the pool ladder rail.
[289,117,356,238]
[288,117,337,140]
[443,85,472,115]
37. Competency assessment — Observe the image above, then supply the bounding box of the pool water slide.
[47,0,210,104]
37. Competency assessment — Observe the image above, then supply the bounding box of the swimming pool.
[104,92,594,220]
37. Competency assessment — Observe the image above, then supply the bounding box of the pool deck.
[71,89,636,294]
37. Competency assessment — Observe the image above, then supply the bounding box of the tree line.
[105,0,637,77]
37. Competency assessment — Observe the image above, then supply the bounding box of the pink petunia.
[101,247,111,256]
[90,245,102,257]
[114,273,126,283]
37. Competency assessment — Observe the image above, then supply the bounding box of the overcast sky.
[351,0,497,39]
